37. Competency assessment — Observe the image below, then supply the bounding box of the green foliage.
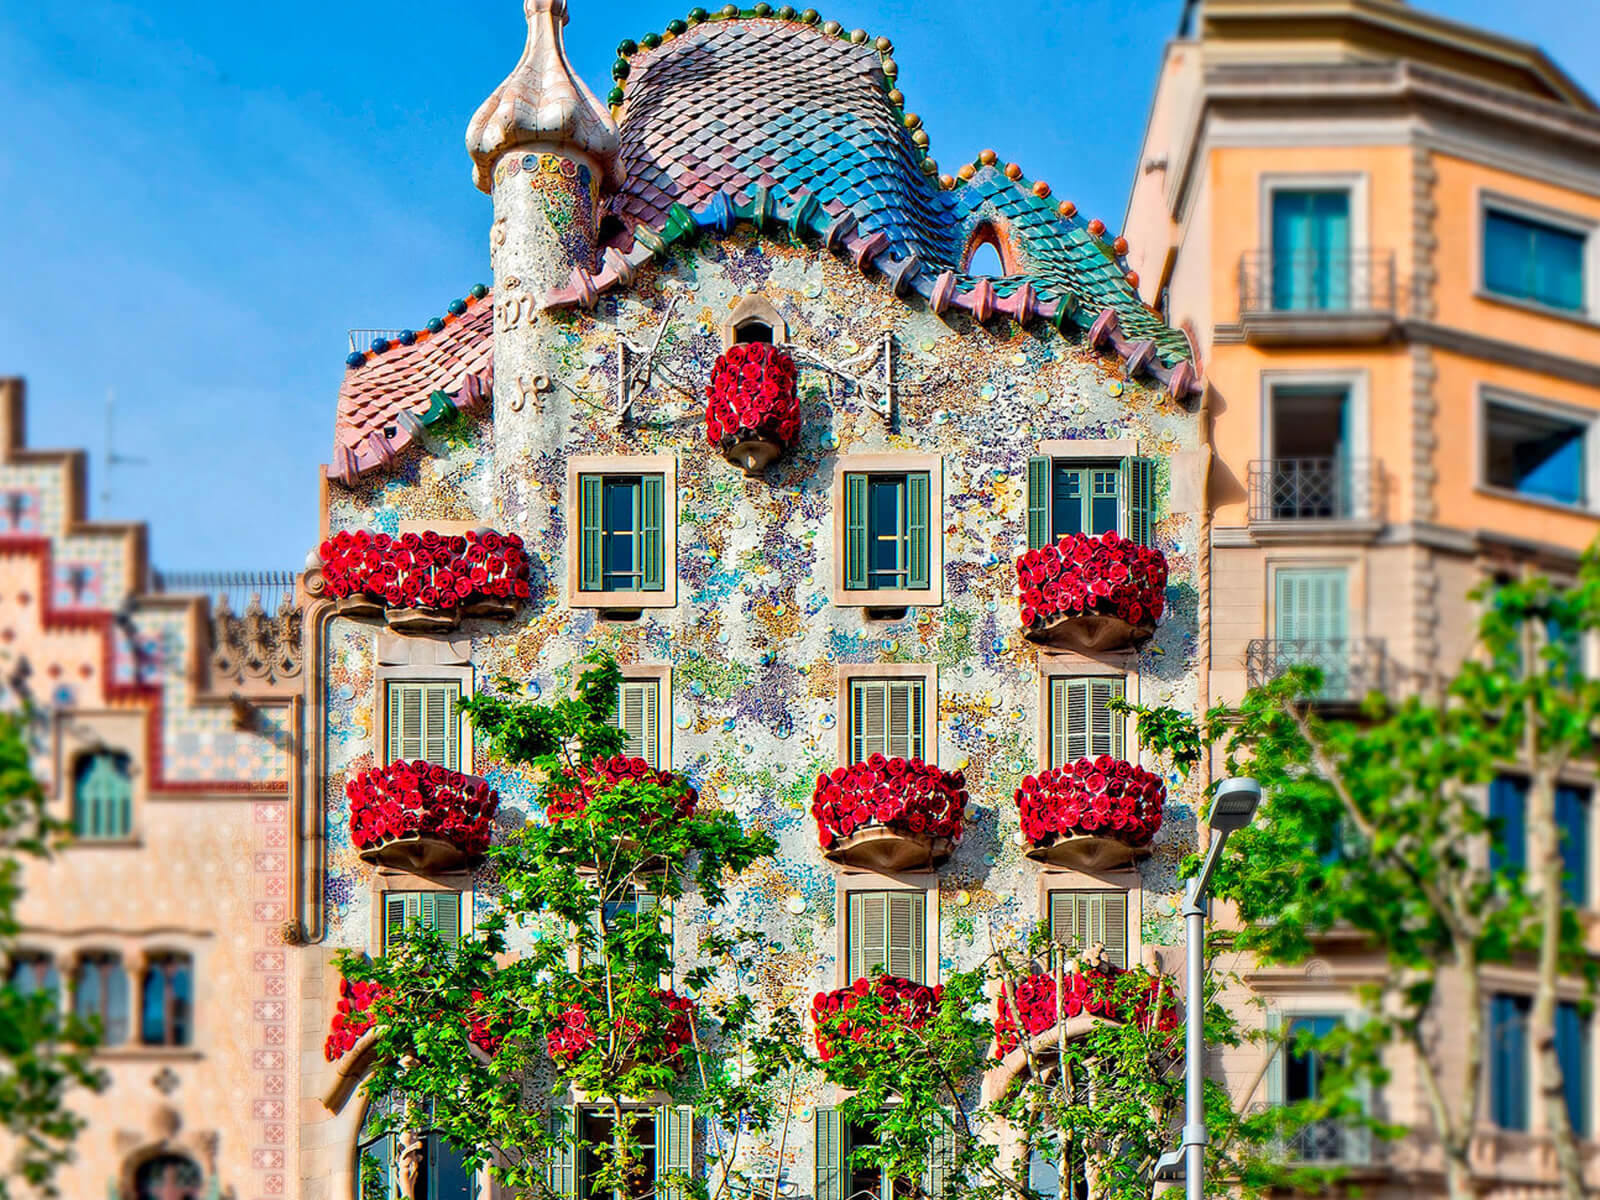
[0,711,103,1198]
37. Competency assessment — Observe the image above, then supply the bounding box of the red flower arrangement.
[546,754,698,824]
[1015,755,1165,848]
[317,528,532,611]
[995,965,1180,1054]
[546,990,695,1068]
[324,976,391,1061]
[811,975,942,1062]
[811,756,967,850]
[1015,530,1167,632]
[704,344,801,452]
[347,760,500,857]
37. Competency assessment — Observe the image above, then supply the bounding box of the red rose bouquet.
[546,989,695,1068]
[324,976,391,1060]
[347,760,499,857]
[995,965,1180,1053]
[1015,530,1166,632]
[811,755,967,850]
[811,975,942,1061]
[317,528,532,611]
[705,344,801,451]
[546,754,698,824]
[1015,755,1165,848]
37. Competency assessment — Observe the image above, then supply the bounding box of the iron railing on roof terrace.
[1247,458,1381,522]
[1245,638,1388,703]
[152,570,298,615]
[1244,1104,1376,1166]
[348,329,406,354]
[1238,249,1396,316]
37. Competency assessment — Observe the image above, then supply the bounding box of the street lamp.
[1152,777,1262,1200]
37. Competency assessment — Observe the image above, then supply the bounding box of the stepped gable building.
[0,378,303,1200]
[299,1,1207,1197]
[1124,0,1600,1192]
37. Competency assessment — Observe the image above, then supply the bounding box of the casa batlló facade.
[297,2,1209,1197]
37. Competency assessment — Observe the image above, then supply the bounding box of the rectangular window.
[1266,385,1356,520]
[847,890,926,983]
[383,891,462,956]
[814,1110,956,1200]
[1280,1013,1353,1162]
[1559,783,1592,907]
[1490,992,1532,1131]
[1484,400,1589,508]
[848,678,926,764]
[614,679,662,768]
[1026,457,1155,549]
[1559,999,1591,1137]
[1047,677,1125,766]
[578,473,666,594]
[1270,188,1352,311]
[385,681,462,769]
[843,472,931,592]
[1273,567,1351,698]
[1484,208,1586,313]
[1048,891,1128,969]
[1490,774,1529,875]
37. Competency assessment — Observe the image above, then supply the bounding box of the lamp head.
[1207,776,1261,835]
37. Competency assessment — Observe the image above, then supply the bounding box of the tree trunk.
[1443,1148,1480,1200]
[1527,766,1586,1200]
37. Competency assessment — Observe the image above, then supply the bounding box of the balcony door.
[1269,385,1353,519]
[1271,189,1350,311]
[1275,568,1350,697]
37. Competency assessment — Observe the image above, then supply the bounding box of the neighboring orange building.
[0,377,304,1200]
[1124,0,1600,1191]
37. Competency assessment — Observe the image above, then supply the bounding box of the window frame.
[836,877,936,989]
[1257,173,1371,316]
[613,666,672,770]
[843,888,929,985]
[836,664,938,768]
[382,678,465,770]
[369,877,473,957]
[831,453,943,609]
[1027,440,1157,551]
[1477,190,1595,320]
[1047,889,1130,969]
[138,951,194,1048]
[1264,1006,1373,1163]
[568,454,678,609]
[73,951,130,1047]
[1040,673,1131,767]
[70,748,134,842]
[1477,386,1599,515]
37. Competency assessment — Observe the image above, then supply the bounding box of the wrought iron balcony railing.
[1248,458,1380,522]
[152,570,298,615]
[1238,249,1396,316]
[1286,1118,1372,1164]
[1245,638,1387,702]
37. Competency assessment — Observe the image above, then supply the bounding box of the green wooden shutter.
[422,892,462,959]
[887,892,925,982]
[423,684,460,769]
[655,1105,694,1200]
[1121,457,1156,547]
[388,684,424,762]
[906,472,931,590]
[814,1109,843,1200]
[1265,1010,1285,1108]
[887,681,921,761]
[924,1108,958,1200]
[851,680,888,764]
[642,474,666,592]
[617,680,659,766]
[1051,679,1090,764]
[1027,457,1051,549]
[1275,569,1348,643]
[849,891,883,980]
[1100,891,1128,968]
[384,894,414,952]
[75,753,131,839]
[579,475,604,592]
[547,1109,576,1200]
[1088,679,1125,759]
[1049,892,1128,968]
[844,473,869,590]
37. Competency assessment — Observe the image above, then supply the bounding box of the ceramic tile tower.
[300,4,1207,1198]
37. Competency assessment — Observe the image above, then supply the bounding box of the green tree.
[336,652,778,1198]
[0,711,102,1198]
[1126,547,1600,1200]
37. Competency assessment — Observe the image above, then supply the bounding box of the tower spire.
[465,0,620,194]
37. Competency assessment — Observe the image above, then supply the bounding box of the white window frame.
[1475,385,1600,515]
[1264,1004,1373,1164]
[1258,174,1370,263]
[1258,370,1372,516]
[1476,188,1598,321]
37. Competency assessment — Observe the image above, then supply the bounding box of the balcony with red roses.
[546,988,695,1075]
[348,760,499,874]
[811,756,967,872]
[811,975,942,1063]
[310,528,532,633]
[544,753,699,867]
[705,343,801,475]
[1015,755,1165,871]
[1015,531,1166,653]
[324,976,501,1073]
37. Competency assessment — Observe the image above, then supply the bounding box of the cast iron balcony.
[1237,250,1398,343]
[1247,458,1380,523]
[1245,638,1387,703]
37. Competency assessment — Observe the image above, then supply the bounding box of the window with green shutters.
[1274,567,1350,698]
[847,890,926,983]
[843,471,931,592]
[655,1104,694,1200]
[1046,677,1125,765]
[386,681,462,769]
[383,891,463,957]
[72,750,132,839]
[848,678,926,764]
[814,1108,958,1200]
[1026,456,1156,549]
[1048,890,1129,969]
[578,473,666,594]
[613,679,661,767]
[552,1107,676,1200]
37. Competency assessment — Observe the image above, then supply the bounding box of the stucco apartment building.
[1123,0,1600,1191]
[0,378,304,1200]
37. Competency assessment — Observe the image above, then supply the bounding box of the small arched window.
[73,750,132,840]
[8,952,58,999]
[140,953,193,1047]
[962,222,1014,278]
[134,1154,204,1200]
[74,952,130,1045]
[719,296,788,350]
[732,317,774,344]
[357,1091,477,1200]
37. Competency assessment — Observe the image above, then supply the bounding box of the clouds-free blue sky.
[1,0,1595,571]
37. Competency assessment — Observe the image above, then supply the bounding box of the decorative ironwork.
[1244,638,1387,702]
[1238,249,1396,315]
[1248,458,1379,521]
[153,570,297,616]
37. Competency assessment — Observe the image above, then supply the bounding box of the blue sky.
[1,0,1595,572]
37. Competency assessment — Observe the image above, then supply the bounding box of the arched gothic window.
[140,953,193,1047]
[357,1091,477,1200]
[133,1153,203,1200]
[8,951,58,999]
[73,750,132,839]
[74,952,130,1045]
